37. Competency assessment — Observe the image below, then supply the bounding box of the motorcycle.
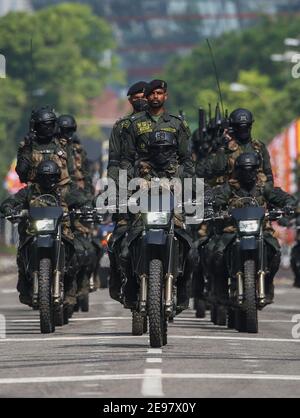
[126,190,191,347]
[210,201,289,333]
[6,195,67,333]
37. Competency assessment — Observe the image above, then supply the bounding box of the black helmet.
[32,106,57,140]
[235,152,260,188]
[230,108,254,125]
[230,108,254,143]
[36,160,61,191]
[149,131,177,167]
[58,114,77,141]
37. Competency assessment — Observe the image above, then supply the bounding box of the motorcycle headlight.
[239,220,260,233]
[146,212,169,225]
[35,219,55,232]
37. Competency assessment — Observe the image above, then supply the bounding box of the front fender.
[240,236,257,251]
[36,235,55,248]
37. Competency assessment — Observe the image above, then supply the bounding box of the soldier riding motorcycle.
[0,161,85,332]
[207,153,296,333]
[120,130,192,347]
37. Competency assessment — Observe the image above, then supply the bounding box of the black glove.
[283,206,294,216]
[2,207,17,218]
[80,206,93,216]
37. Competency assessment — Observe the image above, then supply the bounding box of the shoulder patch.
[131,112,145,121]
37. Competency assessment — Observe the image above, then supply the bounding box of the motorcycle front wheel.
[148,259,165,348]
[243,259,258,333]
[39,258,55,334]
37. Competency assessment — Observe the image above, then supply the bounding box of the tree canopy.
[0,3,122,197]
[162,16,300,141]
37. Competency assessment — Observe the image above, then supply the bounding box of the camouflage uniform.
[108,114,134,186]
[210,138,274,186]
[121,110,194,181]
[207,179,296,303]
[107,114,134,302]
[118,110,194,309]
[16,136,74,186]
[0,182,91,305]
[71,139,94,196]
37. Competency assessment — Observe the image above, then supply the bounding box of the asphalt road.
[0,259,300,398]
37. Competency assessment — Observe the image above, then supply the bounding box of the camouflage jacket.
[108,113,134,186]
[209,138,274,186]
[212,180,296,233]
[120,110,194,181]
[16,136,75,186]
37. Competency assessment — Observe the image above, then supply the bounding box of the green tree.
[0,3,122,115]
[0,3,123,197]
[162,15,300,142]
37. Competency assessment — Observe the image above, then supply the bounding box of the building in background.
[0,0,32,16]
[20,0,300,82]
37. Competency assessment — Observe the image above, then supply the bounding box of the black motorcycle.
[126,190,191,348]
[7,195,67,334]
[213,201,288,333]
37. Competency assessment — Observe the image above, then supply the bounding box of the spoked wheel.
[243,259,258,333]
[39,258,55,334]
[132,310,144,336]
[148,259,165,348]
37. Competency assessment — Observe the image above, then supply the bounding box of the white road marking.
[1,373,300,385]
[77,392,102,396]
[170,335,300,343]
[269,305,300,311]
[1,289,17,294]
[141,369,164,397]
[146,358,162,364]
[2,334,300,343]
[260,320,295,323]
[7,317,131,323]
[253,371,267,374]
[147,349,162,355]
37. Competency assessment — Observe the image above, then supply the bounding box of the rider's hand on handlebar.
[283,206,295,216]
